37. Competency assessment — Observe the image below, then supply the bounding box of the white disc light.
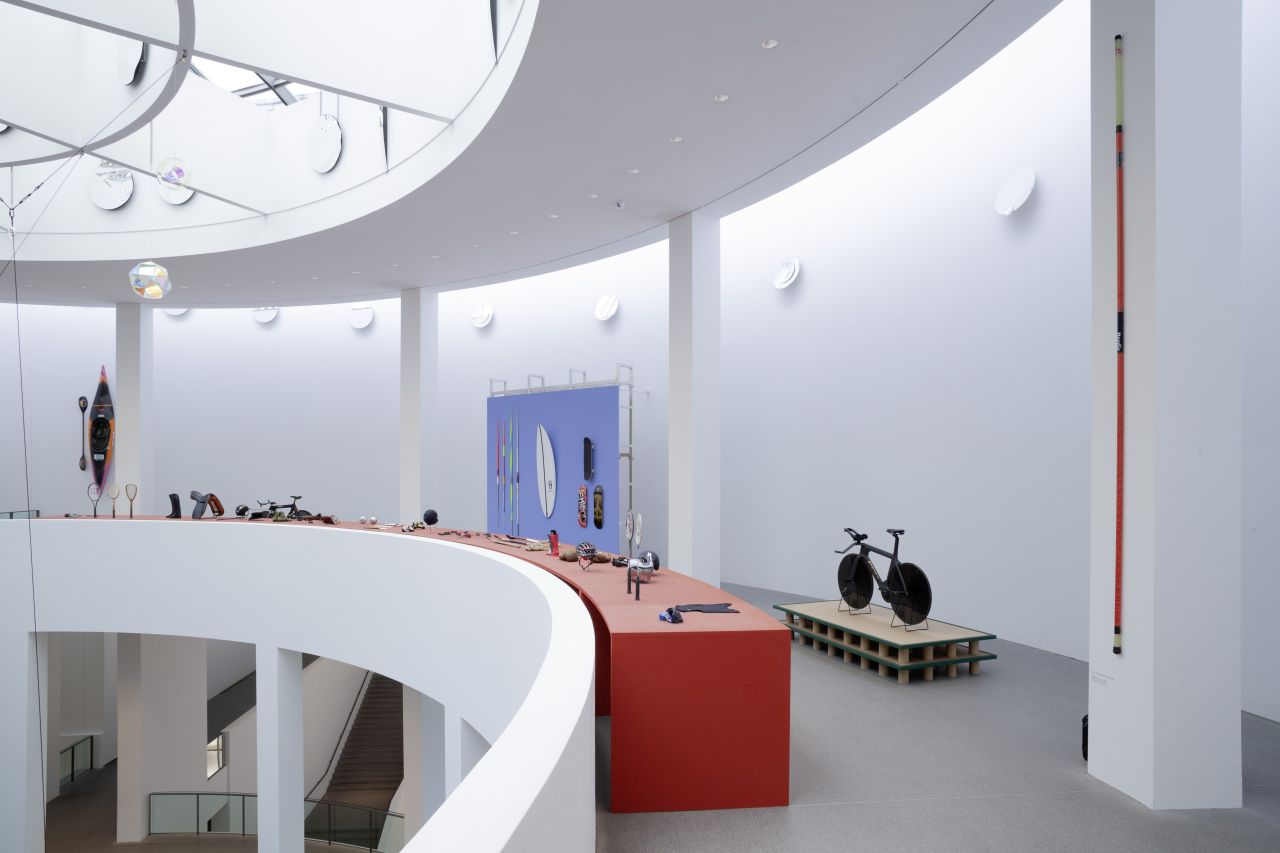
[309,114,343,173]
[471,304,494,328]
[773,257,801,290]
[116,38,145,85]
[252,307,279,324]
[349,305,374,330]
[995,167,1037,216]
[162,307,188,317]
[594,294,619,321]
[89,160,134,210]
[155,158,194,205]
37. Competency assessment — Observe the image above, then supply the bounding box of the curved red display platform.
[85,517,790,813]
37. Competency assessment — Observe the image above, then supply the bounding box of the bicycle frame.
[835,532,908,601]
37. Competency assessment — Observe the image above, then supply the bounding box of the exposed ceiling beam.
[0,0,454,124]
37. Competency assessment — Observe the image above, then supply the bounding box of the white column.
[400,288,422,523]
[1087,0,1242,809]
[98,632,118,768]
[401,686,445,836]
[668,212,722,585]
[114,305,154,514]
[115,633,144,843]
[43,633,60,803]
[256,646,303,853]
[0,527,40,851]
[116,634,207,843]
[444,707,462,794]
[400,288,441,523]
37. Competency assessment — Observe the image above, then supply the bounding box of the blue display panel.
[486,385,620,553]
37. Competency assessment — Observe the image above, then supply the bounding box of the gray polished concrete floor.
[594,582,1280,852]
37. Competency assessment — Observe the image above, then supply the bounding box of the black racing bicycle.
[834,527,932,629]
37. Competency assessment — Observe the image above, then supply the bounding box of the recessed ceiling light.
[268,280,277,285]
[311,276,319,280]
[223,283,232,287]
[81,285,88,289]
[430,254,440,259]
[713,94,729,103]
[469,243,479,248]
[180,285,189,289]
[351,270,361,275]
[508,230,519,236]
[548,213,560,219]
[627,167,641,175]
[761,39,778,49]
[391,263,400,268]
[587,193,599,199]
[669,135,684,143]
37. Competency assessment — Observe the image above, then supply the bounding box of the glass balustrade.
[57,736,93,789]
[148,792,403,851]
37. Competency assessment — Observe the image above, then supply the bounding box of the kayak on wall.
[88,365,114,491]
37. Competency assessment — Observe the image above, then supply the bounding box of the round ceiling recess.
[155,158,194,205]
[773,257,801,290]
[116,38,145,85]
[594,294,619,321]
[471,304,494,328]
[252,307,279,324]
[349,305,375,330]
[89,160,134,210]
[162,307,188,317]
[995,167,1037,216]
[309,114,343,173]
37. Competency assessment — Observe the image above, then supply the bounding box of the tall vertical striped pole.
[1113,34,1126,655]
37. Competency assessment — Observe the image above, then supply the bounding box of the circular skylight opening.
[773,258,801,290]
[252,307,279,324]
[594,294,619,321]
[349,305,375,329]
[471,304,494,328]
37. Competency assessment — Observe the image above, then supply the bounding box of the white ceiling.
[4,0,1061,307]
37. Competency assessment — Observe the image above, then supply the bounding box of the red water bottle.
[549,529,559,557]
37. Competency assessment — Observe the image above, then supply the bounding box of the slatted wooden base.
[775,601,996,684]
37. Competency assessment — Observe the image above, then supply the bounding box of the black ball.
[423,509,439,526]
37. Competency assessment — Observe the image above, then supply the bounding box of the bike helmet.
[235,504,249,517]
[576,541,597,570]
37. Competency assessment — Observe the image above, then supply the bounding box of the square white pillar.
[400,288,441,523]
[256,646,303,853]
[1088,0,1242,809]
[114,305,154,514]
[401,686,445,835]
[668,212,722,585]
[115,633,144,843]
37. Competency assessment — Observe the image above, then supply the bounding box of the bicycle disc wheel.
[889,562,932,625]
[837,554,874,610]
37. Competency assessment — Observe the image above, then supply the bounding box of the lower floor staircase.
[323,673,404,812]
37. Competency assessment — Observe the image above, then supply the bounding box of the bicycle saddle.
[887,528,906,537]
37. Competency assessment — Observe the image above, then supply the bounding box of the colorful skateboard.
[593,485,604,530]
[578,485,588,527]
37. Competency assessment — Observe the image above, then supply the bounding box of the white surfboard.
[536,424,556,517]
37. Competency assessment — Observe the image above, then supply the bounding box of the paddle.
[78,396,88,470]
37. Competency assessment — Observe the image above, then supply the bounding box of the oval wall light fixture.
[309,114,343,173]
[162,307,188,317]
[89,160,134,210]
[471,304,494,328]
[252,307,279,324]
[995,167,1037,216]
[116,38,145,85]
[773,257,801,290]
[349,305,375,329]
[155,158,194,205]
[129,260,171,299]
[594,294,619,321]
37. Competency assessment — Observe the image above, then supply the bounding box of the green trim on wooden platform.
[774,601,996,650]
[786,623,996,671]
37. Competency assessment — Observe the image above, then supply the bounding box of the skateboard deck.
[593,485,604,530]
[578,485,588,527]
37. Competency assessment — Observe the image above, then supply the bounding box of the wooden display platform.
[775,601,996,684]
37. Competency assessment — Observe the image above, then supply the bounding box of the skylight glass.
[191,58,262,93]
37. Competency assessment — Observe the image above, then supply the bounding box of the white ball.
[370,516,378,525]
[359,516,367,524]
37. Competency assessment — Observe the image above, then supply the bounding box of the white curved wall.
[0,519,595,852]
